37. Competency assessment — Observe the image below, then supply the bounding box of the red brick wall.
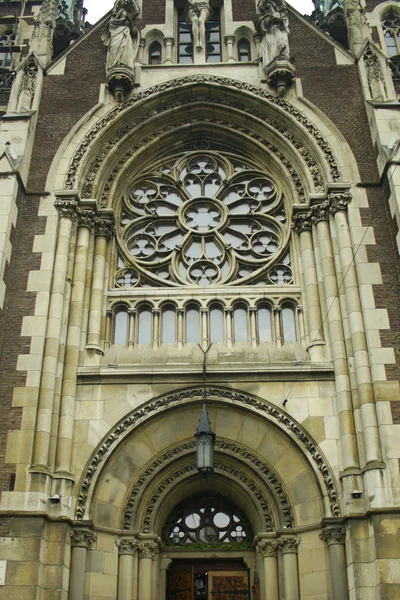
[28,27,107,192]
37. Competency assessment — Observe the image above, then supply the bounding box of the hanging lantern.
[195,403,215,475]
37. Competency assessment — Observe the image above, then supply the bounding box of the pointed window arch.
[149,41,162,64]
[382,8,400,56]
[238,38,251,61]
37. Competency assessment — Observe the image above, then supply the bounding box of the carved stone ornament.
[54,198,78,220]
[75,386,340,522]
[363,49,386,102]
[70,529,97,548]
[95,217,114,240]
[292,213,312,234]
[17,57,39,111]
[278,536,300,553]
[116,538,139,555]
[77,209,96,230]
[267,64,295,98]
[31,0,57,45]
[256,540,278,557]
[320,526,346,545]
[139,541,158,559]
[64,75,340,195]
[328,192,352,215]
[310,200,330,225]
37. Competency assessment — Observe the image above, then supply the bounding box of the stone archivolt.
[75,385,340,522]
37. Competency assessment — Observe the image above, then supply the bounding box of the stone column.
[296,305,306,347]
[224,307,233,348]
[138,39,146,63]
[87,219,114,351]
[293,214,325,361]
[225,36,236,62]
[159,557,172,600]
[177,307,184,349]
[200,307,208,349]
[254,34,262,58]
[330,193,383,466]
[311,202,359,471]
[105,309,112,349]
[152,309,160,349]
[273,305,282,347]
[279,537,300,600]
[128,309,137,349]
[32,198,78,472]
[117,539,138,600]
[138,542,158,600]
[56,209,96,475]
[69,529,97,600]
[249,306,258,348]
[164,38,174,64]
[320,526,349,600]
[256,540,279,600]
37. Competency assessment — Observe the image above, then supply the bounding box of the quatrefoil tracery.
[117,152,293,287]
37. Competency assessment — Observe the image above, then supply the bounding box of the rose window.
[117,152,292,287]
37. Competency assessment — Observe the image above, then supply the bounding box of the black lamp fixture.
[195,344,215,476]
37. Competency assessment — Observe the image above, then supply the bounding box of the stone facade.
[0,0,399,599]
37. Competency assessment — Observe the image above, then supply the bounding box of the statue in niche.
[103,0,141,72]
[185,0,212,50]
[254,0,290,67]
[344,0,367,49]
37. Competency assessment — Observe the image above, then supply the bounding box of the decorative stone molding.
[95,218,114,240]
[320,526,346,545]
[17,56,39,111]
[54,198,78,220]
[77,209,96,230]
[139,541,159,559]
[310,201,330,225]
[278,536,300,554]
[70,529,97,548]
[256,540,278,557]
[64,75,340,194]
[292,213,312,234]
[273,305,282,313]
[122,439,294,530]
[75,386,340,521]
[328,192,352,215]
[117,538,139,555]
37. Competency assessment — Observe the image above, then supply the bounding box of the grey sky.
[84,0,314,25]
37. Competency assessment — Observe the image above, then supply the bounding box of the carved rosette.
[117,538,139,555]
[139,541,159,559]
[95,218,115,240]
[256,540,278,558]
[70,529,97,548]
[292,213,312,235]
[77,209,96,230]
[310,201,330,225]
[320,526,346,545]
[55,198,78,221]
[328,192,352,215]
[278,536,300,554]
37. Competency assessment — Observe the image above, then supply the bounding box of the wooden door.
[208,571,250,600]
[167,569,193,600]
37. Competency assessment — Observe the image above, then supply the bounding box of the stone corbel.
[266,59,295,97]
[107,66,136,104]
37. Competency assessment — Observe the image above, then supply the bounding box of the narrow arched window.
[149,41,162,64]
[258,305,272,342]
[282,306,296,343]
[233,306,248,343]
[162,306,176,344]
[238,38,251,62]
[382,9,400,56]
[210,306,224,343]
[186,306,200,343]
[138,307,152,345]
[114,309,128,345]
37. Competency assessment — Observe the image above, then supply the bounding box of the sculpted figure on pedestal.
[185,0,212,49]
[254,0,290,67]
[344,0,367,49]
[103,0,141,72]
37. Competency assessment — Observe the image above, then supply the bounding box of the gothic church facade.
[0,0,399,599]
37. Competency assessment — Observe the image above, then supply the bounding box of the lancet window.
[382,8,400,56]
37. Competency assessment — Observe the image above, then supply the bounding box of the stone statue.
[103,0,141,72]
[254,0,290,67]
[184,0,212,50]
[344,0,367,50]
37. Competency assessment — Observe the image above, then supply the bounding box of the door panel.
[167,570,193,600]
[208,571,249,600]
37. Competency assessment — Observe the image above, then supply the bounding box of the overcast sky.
[84,0,314,24]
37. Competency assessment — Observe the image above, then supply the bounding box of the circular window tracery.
[163,493,253,547]
[117,151,292,287]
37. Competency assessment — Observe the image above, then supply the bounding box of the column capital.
[249,306,258,314]
[273,305,281,313]
[164,37,175,46]
[225,35,236,44]
[70,528,97,548]
[256,540,278,557]
[292,213,312,234]
[328,192,352,215]
[77,209,96,230]
[128,308,137,317]
[278,536,300,554]
[152,308,160,316]
[117,538,139,555]
[95,217,114,240]
[320,526,346,546]
[200,307,209,314]
[55,198,78,220]
[177,307,185,315]
[224,306,233,314]
[310,201,330,225]
[139,540,159,559]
